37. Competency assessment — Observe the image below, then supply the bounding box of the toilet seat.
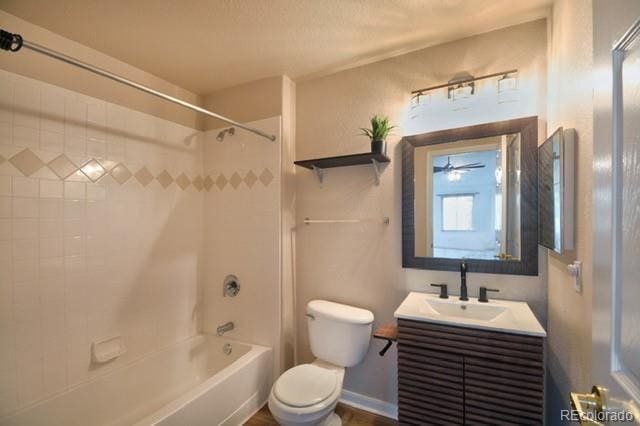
[274,364,338,407]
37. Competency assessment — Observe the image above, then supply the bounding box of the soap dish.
[91,335,126,364]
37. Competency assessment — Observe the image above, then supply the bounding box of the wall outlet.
[567,260,582,293]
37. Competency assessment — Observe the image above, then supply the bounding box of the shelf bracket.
[371,159,381,186]
[312,165,324,184]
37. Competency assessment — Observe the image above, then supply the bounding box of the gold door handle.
[494,252,515,260]
[570,385,608,425]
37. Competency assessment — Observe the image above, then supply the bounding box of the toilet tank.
[307,300,374,367]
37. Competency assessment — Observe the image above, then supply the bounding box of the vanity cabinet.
[397,319,544,425]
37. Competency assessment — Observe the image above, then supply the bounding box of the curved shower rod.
[0,29,277,142]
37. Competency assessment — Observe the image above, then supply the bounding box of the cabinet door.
[398,323,464,425]
[397,319,544,425]
[464,356,544,425]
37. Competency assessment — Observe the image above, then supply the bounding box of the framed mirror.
[402,117,538,275]
[538,127,575,254]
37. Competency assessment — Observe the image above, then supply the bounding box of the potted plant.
[360,115,395,155]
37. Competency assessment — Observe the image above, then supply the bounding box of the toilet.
[268,300,374,426]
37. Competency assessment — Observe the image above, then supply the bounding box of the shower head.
[216,127,235,141]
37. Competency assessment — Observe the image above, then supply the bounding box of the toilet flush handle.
[305,313,315,320]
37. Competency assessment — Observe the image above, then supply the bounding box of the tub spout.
[217,321,234,336]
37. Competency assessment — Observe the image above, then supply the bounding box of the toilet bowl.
[268,300,374,426]
[268,361,344,426]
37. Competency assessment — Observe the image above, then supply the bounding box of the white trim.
[339,389,398,420]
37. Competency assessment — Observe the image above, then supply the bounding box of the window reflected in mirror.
[414,134,522,261]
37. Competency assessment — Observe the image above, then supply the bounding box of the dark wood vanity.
[397,318,544,425]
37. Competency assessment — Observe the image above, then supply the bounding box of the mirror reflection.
[414,134,522,260]
[538,129,562,251]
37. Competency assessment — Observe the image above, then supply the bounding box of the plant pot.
[371,139,387,154]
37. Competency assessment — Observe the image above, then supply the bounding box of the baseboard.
[339,389,398,420]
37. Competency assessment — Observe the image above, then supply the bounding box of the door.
[587,10,640,425]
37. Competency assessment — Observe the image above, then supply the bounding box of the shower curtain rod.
[0,29,277,142]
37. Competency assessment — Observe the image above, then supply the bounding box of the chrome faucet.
[217,321,234,336]
[459,261,469,301]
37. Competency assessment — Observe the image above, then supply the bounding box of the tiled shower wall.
[0,70,204,416]
[202,117,282,375]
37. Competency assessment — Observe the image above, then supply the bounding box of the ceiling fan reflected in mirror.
[434,156,486,182]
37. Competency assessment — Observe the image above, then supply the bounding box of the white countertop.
[394,292,547,337]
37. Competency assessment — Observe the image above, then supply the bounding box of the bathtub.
[1,335,272,426]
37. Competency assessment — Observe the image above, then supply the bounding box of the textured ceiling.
[0,0,551,94]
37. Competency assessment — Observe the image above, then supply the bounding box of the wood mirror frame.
[402,116,538,275]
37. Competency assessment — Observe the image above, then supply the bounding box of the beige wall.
[203,77,284,130]
[0,11,203,129]
[0,70,203,416]
[545,0,594,421]
[295,20,548,405]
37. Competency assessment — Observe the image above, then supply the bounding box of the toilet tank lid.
[307,300,374,325]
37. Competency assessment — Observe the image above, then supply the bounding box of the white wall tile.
[0,176,11,196]
[0,197,10,218]
[39,179,63,199]
[40,130,64,153]
[0,219,10,240]
[12,126,39,150]
[2,70,204,415]
[12,198,38,218]
[64,182,85,200]
[39,199,63,219]
[86,184,105,201]
[40,238,63,259]
[12,177,39,198]
[12,259,38,283]
[39,219,62,239]
[12,219,38,240]
[64,237,83,257]
[0,240,10,261]
[12,239,38,260]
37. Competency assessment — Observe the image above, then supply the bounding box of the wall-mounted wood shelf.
[294,152,390,185]
[373,324,398,356]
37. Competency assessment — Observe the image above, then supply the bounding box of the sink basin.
[394,292,546,336]
[422,298,509,321]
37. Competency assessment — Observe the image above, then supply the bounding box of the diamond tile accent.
[80,159,106,182]
[110,163,132,185]
[48,154,77,180]
[203,175,214,191]
[192,175,203,192]
[156,170,173,188]
[0,154,5,165]
[244,170,257,188]
[215,174,227,190]
[259,168,274,186]
[9,148,44,177]
[134,167,154,187]
[230,172,242,189]
[176,173,191,190]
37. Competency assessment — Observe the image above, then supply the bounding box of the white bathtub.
[1,335,272,426]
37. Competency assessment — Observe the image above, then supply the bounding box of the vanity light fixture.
[498,72,518,92]
[410,68,518,100]
[410,92,430,109]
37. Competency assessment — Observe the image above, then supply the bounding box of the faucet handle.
[430,283,448,299]
[478,287,499,303]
